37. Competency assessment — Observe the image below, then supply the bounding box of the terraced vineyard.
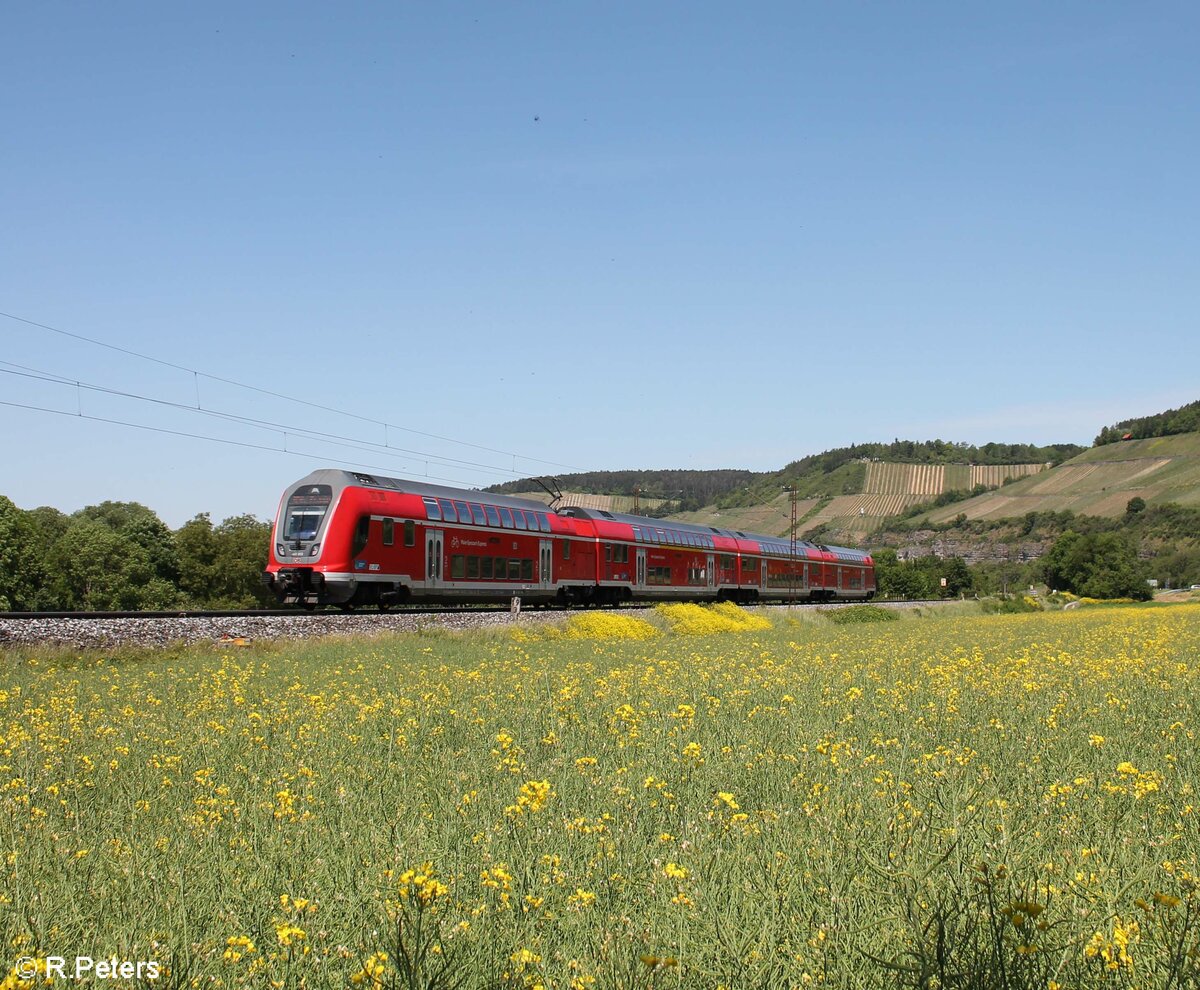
[918,434,1200,525]
[653,462,1056,543]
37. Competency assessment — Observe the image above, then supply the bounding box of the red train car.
[263,469,875,609]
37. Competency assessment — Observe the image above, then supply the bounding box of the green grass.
[3,605,1200,988]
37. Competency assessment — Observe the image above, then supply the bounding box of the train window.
[352,516,370,556]
[605,544,612,563]
[423,498,441,521]
[742,558,759,572]
[632,527,642,541]
[562,540,571,560]
[451,555,466,579]
[467,556,480,579]
[513,511,527,531]
[495,556,507,577]
[485,505,501,527]
[508,559,522,580]
[405,520,415,546]
[453,501,472,523]
[521,559,533,581]
[382,518,394,546]
[499,508,514,528]
[538,513,551,533]
[481,557,494,579]
[438,499,457,523]
[471,503,487,525]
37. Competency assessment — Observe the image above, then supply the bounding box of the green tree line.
[0,495,274,611]
[877,498,1200,599]
[874,526,1158,603]
[1094,397,1200,445]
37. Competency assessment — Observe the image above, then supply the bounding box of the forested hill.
[491,440,1085,512]
[1095,398,1200,446]
[488,469,756,512]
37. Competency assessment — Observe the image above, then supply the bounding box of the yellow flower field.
[2,604,1199,988]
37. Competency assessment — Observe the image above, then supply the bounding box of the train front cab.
[264,476,344,607]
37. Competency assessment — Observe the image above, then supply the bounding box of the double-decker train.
[263,469,875,609]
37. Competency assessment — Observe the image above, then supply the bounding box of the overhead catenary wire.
[0,361,543,482]
[0,398,489,490]
[0,309,582,473]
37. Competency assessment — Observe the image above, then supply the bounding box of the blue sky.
[3,2,1197,527]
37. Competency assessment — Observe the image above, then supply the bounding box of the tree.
[939,556,974,597]
[176,513,273,608]
[211,514,273,607]
[76,501,179,586]
[1041,530,1152,600]
[46,517,178,610]
[176,513,220,606]
[0,496,42,610]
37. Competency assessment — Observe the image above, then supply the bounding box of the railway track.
[0,600,949,650]
[0,599,943,622]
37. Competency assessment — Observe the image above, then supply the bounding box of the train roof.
[558,506,871,562]
[293,469,556,513]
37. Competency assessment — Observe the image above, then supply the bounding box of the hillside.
[491,424,1200,557]
[672,460,1052,542]
[911,433,1200,527]
[492,439,1080,536]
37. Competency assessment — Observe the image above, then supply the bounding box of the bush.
[821,604,900,624]
[981,595,1043,614]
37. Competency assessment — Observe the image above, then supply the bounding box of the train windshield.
[283,485,332,541]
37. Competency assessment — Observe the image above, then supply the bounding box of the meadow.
[2,602,1198,989]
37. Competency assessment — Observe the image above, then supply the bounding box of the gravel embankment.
[0,610,564,650]
[0,601,935,651]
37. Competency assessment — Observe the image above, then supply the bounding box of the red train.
[263,469,875,609]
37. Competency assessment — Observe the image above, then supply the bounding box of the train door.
[761,557,768,592]
[539,540,553,590]
[636,548,646,588]
[706,554,715,590]
[425,529,444,589]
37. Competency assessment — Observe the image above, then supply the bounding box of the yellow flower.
[568,887,596,909]
[350,952,388,987]
[274,923,306,948]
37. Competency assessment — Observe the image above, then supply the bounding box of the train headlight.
[309,543,321,557]
[277,544,288,557]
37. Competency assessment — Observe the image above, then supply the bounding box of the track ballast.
[0,601,947,649]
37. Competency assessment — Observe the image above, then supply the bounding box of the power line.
[0,362,542,481]
[0,309,582,473]
[0,398,490,490]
